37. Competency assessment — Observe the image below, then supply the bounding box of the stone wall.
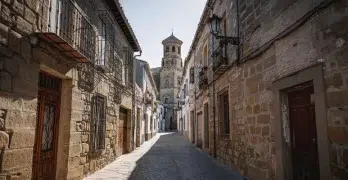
[186,0,348,179]
[210,0,348,179]
[0,0,137,179]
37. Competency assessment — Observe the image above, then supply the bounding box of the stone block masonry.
[184,0,348,180]
[212,0,348,179]
[0,0,142,179]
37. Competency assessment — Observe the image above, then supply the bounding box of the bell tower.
[160,33,183,131]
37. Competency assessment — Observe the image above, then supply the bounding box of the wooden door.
[204,104,209,149]
[197,112,203,149]
[144,114,148,140]
[288,82,320,179]
[33,72,61,180]
[119,107,128,154]
[191,111,195,143]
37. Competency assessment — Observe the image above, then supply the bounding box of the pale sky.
[121,0,206,68]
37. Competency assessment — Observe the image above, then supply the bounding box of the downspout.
[212,37,217,158]
[133,50,142,150]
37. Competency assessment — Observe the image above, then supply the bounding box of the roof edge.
[107,0,141,52]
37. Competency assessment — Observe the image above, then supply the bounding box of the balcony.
[96,10,124,84]
[36,0,96,63]
[212,42,229,75]
[198,66,208,90]
[145,89,153,105]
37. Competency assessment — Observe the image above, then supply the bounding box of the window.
[222,14,227,36]
[166,46,169,52]
[165,98,168,104]
[97,20,106,66]
[219,90,230,135]
[203,44,208,66]
[172,46,176,52]
[92,95,107,151]
[178,46,181,54]
[189,67,194,83]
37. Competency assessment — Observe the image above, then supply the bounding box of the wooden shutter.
[91,95,106,152]
[223,93,229,134]
[189,67,194,83]
[91,96,97,152]
[96,95,106,150]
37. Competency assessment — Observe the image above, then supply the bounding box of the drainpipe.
[133,50,142,150]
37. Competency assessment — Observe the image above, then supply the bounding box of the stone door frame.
[272,64,330,180]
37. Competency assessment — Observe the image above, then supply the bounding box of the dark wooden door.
[204,104,209,149]
[33,72,61,180]
[288,83,320,180]
[197,112,203,149]
[119,108,128,154]
[191,111,195,143]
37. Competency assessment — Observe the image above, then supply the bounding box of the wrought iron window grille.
[91,94,107,152]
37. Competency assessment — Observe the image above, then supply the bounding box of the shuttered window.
[92,95,106,151]
[189,67,194,84]
[219,91,230,135]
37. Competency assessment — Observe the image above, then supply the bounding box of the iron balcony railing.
[198,66,208,89]
[39,0,96,62]
[95,10,124,84]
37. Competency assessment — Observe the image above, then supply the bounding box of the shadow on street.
[128,133,244,180]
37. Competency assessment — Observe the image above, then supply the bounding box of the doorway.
[204,103,209,150]
[119,107,128,154]
[136,108,140,147]
[190,111,195,143]
[144,114,148,141]
[197,112,203,149]
[288,82,319,179]
[33,72,61,180]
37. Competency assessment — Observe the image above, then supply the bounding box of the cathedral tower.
[160,33,183,131]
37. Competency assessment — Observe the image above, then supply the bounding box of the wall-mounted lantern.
[209,13,239,45]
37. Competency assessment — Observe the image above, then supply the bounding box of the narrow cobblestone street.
[85,133,243,180]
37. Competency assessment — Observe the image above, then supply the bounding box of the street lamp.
[209,14,222,36]
[208,13,239,45]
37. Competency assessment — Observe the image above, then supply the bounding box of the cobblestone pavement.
[85,132,244,180]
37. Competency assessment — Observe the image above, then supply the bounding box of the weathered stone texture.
[0,0,139,179]
[193,0,348,179]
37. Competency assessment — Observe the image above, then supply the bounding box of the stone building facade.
[0,0,141,179]
[176,54,195,140]
[135,59,159,146]
[151,34,183,131]
[183,0,348,179]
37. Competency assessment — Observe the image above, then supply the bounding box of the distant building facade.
[135,59,159,146]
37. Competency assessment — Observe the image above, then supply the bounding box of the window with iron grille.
[218,90,230,135]
[92,95,106,151]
